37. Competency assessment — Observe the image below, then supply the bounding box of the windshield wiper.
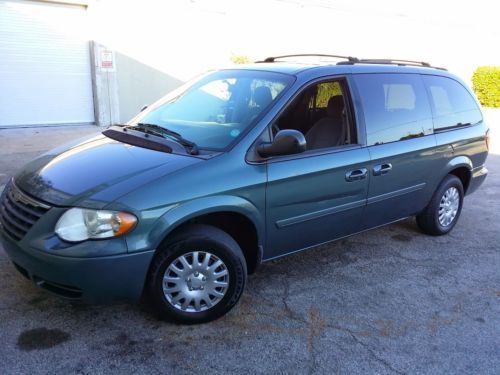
[122,123,199,155]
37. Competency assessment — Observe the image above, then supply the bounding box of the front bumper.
[0,231,155,303]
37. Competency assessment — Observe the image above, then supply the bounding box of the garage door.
[0,0,94,127]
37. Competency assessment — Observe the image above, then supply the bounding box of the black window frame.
[254,75,363,163]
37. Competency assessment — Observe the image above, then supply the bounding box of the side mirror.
[257,129,306,157]
[140,104,148,112]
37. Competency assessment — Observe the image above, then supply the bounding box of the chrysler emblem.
[9,181,50,209]
[11,187,33,207]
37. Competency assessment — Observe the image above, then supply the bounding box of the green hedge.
[472,66,500,107]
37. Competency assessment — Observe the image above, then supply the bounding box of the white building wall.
[0,0,94,127]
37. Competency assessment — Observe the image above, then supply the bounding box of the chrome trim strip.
[367,183,426,205]
[275,198,366,228]
[264,216,410,262]
[274,183,425,228]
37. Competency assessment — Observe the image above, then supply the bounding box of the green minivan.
[0,55,489,323]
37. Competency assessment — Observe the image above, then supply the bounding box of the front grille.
[0,181,51,241]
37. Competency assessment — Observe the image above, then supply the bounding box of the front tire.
[416,175,464,236]
[147,224,247,324]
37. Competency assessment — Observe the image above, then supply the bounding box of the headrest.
[327,95,344,118]
[254,86,273,107]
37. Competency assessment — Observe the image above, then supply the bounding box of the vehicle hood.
[14,134,202,208]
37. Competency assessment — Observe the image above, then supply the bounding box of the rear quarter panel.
[433,121,488,193]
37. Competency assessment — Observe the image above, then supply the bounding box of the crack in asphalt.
[279,275,330,374]
[281,273,306,323]
[328,323,406,375]
[306,308,327,375]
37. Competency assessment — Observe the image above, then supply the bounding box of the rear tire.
[416,175,464,236]
[146,224,247,324]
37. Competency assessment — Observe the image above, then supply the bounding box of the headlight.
[55,208,137,242]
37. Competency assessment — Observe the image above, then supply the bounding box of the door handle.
[345,168,368,182]
[373,163,392,176]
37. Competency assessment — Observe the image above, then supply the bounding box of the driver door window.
[273,78,357,152]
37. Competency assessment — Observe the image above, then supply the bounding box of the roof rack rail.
[337,58,447,70]
[256,54,447,70]
[256,54,359,63]
[363,59,431,67]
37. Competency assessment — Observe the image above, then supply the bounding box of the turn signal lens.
[112,212,138,237]
[485,129,490,151]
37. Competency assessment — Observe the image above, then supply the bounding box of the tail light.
[485,129,490,151]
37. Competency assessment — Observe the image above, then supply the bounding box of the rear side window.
[422,75,482,130]
[353,74,432,146]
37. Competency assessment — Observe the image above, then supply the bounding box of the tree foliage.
[230,55,251,64]
[472,66,500,107]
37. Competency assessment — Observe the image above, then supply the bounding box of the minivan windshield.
[134,70,294,150]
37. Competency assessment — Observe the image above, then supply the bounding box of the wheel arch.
[444,156,473,193]
[149,195,264,274]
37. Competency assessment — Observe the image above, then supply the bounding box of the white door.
[0,0,94,127]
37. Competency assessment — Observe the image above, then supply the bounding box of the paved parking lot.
[1,118,499,374]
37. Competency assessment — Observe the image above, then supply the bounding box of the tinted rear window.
[422,75,482,130]
[353,74,433,146]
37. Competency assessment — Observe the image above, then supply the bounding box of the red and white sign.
[100,48,115,72]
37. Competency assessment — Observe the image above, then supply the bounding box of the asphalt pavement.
[0,118,499,374]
